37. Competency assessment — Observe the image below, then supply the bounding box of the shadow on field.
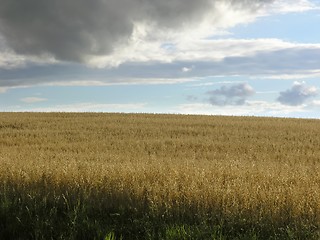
[0,179,318,240]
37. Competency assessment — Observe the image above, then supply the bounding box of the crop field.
[0,112,320,239]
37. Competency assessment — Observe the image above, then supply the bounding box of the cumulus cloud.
[277,81,318,106]
[0,0,272,64]
[206,83,255,106]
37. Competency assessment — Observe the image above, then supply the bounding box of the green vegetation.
[0,112,320,239]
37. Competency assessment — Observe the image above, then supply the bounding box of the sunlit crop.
[0,113,319,239]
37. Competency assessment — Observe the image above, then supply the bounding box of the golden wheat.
[0,112,320,238]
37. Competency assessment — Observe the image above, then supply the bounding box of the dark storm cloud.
[0,0,271,63]
[277,82,318,106]
[206,83,255,106]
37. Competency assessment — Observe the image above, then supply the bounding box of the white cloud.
[262,0,320,14]
[256,70,320,80]
[188,80,245,87]
[41,39,320,77]
[70,0,320,68]
[311,100,320,107]
[86,38,320,79]
[88,37,301,68]
[20,97,48,103]
[42,77,196,87]
[16,103,147,112]
[0,51,27,69]
[277,81,318,106]
[171,100,312,117]
[182,66,193,73]
[83,0,320,69]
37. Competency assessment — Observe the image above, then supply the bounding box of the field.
[0,112,320,239]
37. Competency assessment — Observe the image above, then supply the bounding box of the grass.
[0,112,320,239]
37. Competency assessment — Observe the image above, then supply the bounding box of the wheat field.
[0,112,320,239]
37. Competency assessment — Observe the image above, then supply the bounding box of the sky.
[0,0,320,118]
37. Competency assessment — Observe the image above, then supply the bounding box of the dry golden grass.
[0,112,320,239]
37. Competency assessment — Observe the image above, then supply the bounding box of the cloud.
[0,0,272,64]
[262,0,320,14]
[277,81,318,106]
[0,0,319,90]
[171,100,316,118]
[182,66,194,73]
[0,0,318,70]
[0,35,58,69]
[0,87,7,93]
[1,39,320,88]
[206,83,255,106]
[20,97,48,103]
[10,102,147,112]
[257,70,320,80]
[189,81,246,87]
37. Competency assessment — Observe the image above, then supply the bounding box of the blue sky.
[0,0,320,118]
